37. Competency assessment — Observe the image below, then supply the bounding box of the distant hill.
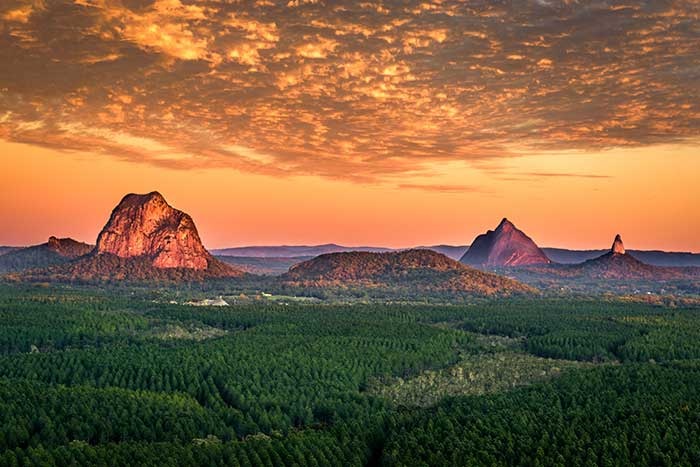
[558,236,699,281]
[460,218,551,267]
[512,236,700,295]
[543,247,700,267]
[280,249,535,298]
[0,237,93,273]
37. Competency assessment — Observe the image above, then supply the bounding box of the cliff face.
[96,192,210,270]
[460,218,551,267]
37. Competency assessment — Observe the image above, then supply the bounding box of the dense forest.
[0,285,699,465]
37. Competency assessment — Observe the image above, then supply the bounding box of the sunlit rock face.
[96,192,210,270]
[611,234,626,255]
[460,218,551,267]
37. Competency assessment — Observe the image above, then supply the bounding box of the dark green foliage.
[381,364,700,467]
[0,285,699,466]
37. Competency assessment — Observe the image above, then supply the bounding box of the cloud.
[0,0,699,183]
[397,183,485,193]
[523,172,613,179]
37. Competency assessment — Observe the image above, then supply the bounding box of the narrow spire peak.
[611,234,625,255]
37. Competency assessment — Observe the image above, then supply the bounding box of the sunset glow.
[1,0,699,251]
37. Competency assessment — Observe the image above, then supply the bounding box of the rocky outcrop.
[611,234,626,255]
[46,236,94,258]
[0,237,93,273]
[460,218,551,267]
[96,192,211,270]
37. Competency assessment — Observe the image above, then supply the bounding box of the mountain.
[0,237,93,273]
[520,235,699,283]
[460,218,551,267]
[212,244,393,257]
[542,247,700,267]
[16,192,243,281]
[570,235,687,280]
[96,192,215,270]
[280,249,535,297]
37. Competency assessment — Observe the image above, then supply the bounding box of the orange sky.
[1,1,699,252]
[2,140,698,252]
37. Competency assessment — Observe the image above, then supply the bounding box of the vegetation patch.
[370,351,594,407]
[150,323,228,341]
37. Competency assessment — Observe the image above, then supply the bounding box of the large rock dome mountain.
[460,218,551,268]
[281,249,536,298]
[16,192,243,281]
[96,192,211,270]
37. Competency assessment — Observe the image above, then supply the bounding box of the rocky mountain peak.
[460,218,551,267]
[496,218,514,232]
[95,191,211,270]
[611,234,626,255]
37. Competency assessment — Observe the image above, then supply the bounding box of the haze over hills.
[212,244,393,257]
[460,218,551,268]
[281,249,536,298]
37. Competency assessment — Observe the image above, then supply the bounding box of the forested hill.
[281,249,536,297]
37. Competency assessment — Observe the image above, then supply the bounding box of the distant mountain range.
[212,244,393,257]
[209,243,700,268]
[2,198,698,296]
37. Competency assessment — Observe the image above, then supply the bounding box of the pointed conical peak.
[460,218,550,267]
[611,234,625,255]
[496,218,515,231]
